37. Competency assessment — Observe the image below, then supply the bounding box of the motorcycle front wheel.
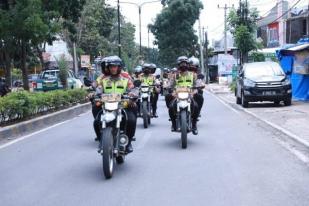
[142,101,149,128]
[102,127,114,179]
[180,110,187,149]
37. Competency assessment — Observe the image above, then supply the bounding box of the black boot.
[126,139,133,153]
[171,120,177,132]
[192,121,198,135]
[94,121,101,141]
[153,109,158,118]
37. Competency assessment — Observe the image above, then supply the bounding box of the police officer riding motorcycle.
[91,56,138,153]
[165,56,202,148]
[138,63,160,119]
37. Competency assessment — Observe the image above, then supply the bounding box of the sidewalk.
[0,102,91,144]
[206,83,309,149]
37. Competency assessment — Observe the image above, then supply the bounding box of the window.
[268,23,279,46]
[303,19,307,36]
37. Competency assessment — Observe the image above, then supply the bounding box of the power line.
[209,22,225,33]
[269,0,303,24]
[259,2,278,17]
[250,0,276,7]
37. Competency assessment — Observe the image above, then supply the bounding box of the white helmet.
[189,56,200,68]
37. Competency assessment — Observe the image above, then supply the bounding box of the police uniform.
[138,73,160,117]
[92,75,138,144]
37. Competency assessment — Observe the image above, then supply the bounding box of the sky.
[106,0,309,48]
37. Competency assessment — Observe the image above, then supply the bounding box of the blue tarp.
[276,40,309,101]
[290,73,309,101]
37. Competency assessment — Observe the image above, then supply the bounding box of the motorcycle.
[162,78,170,96]
[95,93,132,179]
[174,87,192,149]
[173,85,205,149]
[139,83,153,128]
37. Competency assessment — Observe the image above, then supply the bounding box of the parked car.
[28,74,39,83]
[13,80,23,87]
[33,69,83,92]
[235,62,292,108]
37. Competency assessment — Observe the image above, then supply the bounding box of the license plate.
[46,83,53,87]
[263,91,275,95]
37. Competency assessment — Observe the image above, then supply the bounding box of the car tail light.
[32,82,37,88]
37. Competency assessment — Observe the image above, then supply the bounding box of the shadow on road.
[246,102,286,108]
[156,134,200,151]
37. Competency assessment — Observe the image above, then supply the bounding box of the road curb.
[0,102,91,140]
[208,90,309,150]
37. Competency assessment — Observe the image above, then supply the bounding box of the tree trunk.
[4,51,12,88]
[21,40,29,91]
[36,45,44,70]
[243,52,249,63]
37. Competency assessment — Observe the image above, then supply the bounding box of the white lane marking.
[207,91,240,115]
[0,111,91,150]
[78,111,91,117]
[136,131,152,150]
[212,92,309,149]
[277,139,309,164]
[207,91,309,164]
[244,109,309,149]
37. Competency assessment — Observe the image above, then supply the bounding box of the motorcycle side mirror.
[197,73,205,80]
[134,80,141,87]
[84,77,93,87]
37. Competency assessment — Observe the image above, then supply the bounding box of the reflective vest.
[141,76,154,86]
[176,72,194,87]
[102,78,128,94]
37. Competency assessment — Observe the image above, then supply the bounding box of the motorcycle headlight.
[282,78,291,85]
[141,87,149,92]
[177,92,189,99]
[102,112,116,123]
[244,79,256,87]
[104,102,118,111]
[141,93,149,98]
[178,100,189,109]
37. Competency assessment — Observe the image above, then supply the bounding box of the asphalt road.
[1,92,309,206]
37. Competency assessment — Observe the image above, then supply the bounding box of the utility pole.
[73,42,78,75]
[119,0,161,58]
[139,6,142,56]
[117,0,121,58]
[307,3,309,37]
[198,18,205,76]
[204,30,209,84]
[148,27,150,61]
[202,27,205,46]
[218,4,234,55]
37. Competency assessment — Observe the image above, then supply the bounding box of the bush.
[0,89,88,125]
[229,81,236,93]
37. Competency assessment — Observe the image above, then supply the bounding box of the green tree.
[57,55,69,89]
[150,0,203,67]
[227,0,259,64]
[0,1,18,86]
[12,0,49,90]
[0,0,85,90]
[71,0,140,72]
[75,0,114,59]
[234,25,256,63]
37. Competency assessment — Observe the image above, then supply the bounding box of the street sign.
[81,55,91,68]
